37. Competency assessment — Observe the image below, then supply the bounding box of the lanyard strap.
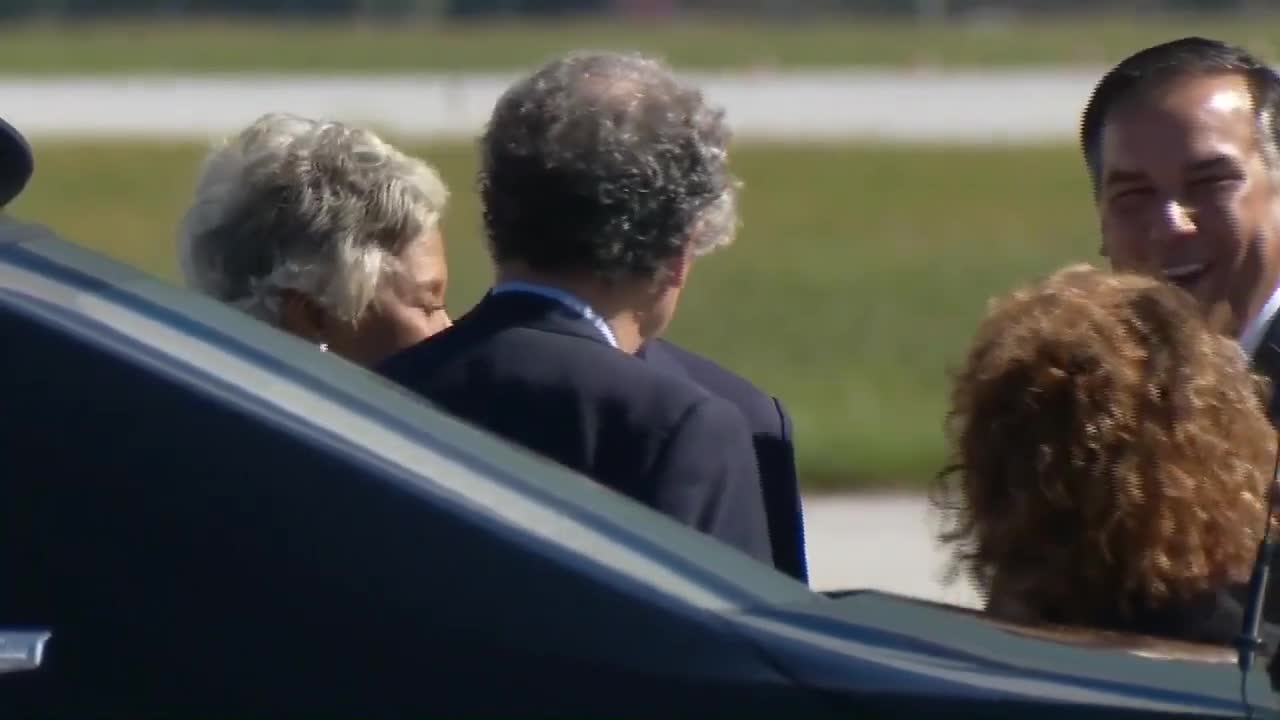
[491,281,619,349]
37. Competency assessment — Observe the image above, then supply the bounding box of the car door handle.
[0,630,50,674]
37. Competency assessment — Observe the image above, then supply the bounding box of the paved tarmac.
[0,69,1100,142]
[802,492,981,606]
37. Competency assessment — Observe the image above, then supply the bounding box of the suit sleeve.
[770,396,809,582]
[648,396,772,564]
[776,397,792,446]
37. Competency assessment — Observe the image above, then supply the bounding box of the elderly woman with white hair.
[178,112,452,366]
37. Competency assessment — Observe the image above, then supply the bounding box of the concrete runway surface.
[0,69,1101,143]
[801,493,981,607]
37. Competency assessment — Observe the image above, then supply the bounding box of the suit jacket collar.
[1254,310,1280,378]
[467,290,617,348]
[634,339,658,361]
[1243,282,1280,357]
[1252,311,1280,421]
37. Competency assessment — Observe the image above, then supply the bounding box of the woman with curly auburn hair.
[933,263,1279,644]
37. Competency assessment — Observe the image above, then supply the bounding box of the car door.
[0,227,834,719]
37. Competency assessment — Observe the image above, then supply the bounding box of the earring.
[319,342,329,353]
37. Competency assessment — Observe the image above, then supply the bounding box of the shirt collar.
[1240,281,1280,357]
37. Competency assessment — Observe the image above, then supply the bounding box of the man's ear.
[664,247,693,289]
[278,289,329,343]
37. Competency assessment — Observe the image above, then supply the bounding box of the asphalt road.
[0,69,1098,143]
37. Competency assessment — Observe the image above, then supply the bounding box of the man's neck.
[494,266,646,353]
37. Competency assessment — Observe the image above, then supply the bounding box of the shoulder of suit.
[654,339,785,423]
[430,326,716,395]
[654,340,757,390]
[376,318,474,378]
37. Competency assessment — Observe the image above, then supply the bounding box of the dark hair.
[478,51,739,281]
[1080,36,1280,192]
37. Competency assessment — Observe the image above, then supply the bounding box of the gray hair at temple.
[178,112,449,325]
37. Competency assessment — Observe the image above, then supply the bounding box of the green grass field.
[0,16,1278,72]
[10,140,1096,489]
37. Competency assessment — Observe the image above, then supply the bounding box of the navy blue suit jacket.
[638,339,808,582]
[1251,312,1280,423]
[377,292,772,564]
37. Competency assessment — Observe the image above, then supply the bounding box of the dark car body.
[0,219,1276,718]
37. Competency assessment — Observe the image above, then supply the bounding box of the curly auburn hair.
[933,263,1275,629]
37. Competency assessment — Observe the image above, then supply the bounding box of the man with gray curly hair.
[179,112,452,367]
[380,51,772,564]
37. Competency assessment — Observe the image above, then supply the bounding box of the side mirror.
[0,630,50,674]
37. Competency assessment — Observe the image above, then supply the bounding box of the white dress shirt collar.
[1240,281,1280,358]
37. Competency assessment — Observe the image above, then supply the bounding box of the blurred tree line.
[0,0,1262,20]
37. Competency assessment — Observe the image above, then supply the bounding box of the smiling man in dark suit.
[638,339,807,581]
[379,52,772,565]
[1082,38,1280,420]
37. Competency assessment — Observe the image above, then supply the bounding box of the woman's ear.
[278,289,330,344]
